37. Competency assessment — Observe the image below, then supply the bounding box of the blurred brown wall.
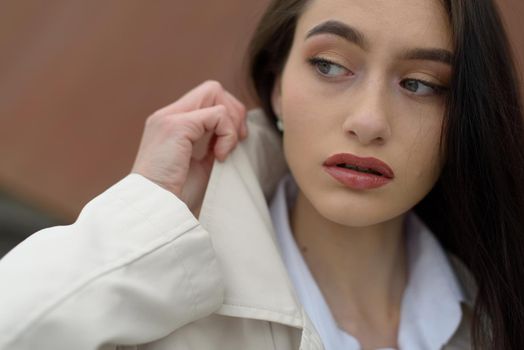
[0,0,522,222]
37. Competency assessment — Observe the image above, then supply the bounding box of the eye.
[307,57,352,78]
[400,78,447,96]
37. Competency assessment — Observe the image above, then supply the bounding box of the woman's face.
[272,0,452,227]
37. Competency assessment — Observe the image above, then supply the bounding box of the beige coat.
[0,109,476,350]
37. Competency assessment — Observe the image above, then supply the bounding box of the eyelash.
[401,79,448,96]
[306,56,448,96]
[401,79,448,97]
[307,57,351,78]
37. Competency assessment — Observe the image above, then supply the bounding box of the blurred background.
[0,0,523,257]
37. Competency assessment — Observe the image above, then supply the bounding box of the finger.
[156,80,226,115]
[172,104,229,141]
[156,81,245,141]
[224,90,248,139]
[175,105,239,161]
[154,81,214,115]
[182,83,243,141]
[203,109,239,161]
[217,91,244,141]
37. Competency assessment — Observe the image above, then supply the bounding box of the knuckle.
[147,110,164,124]
[157,114,173,127]
[215,104,228,116]
[145,114,158,127]
[204,80,222,91]
[153,114,180,134]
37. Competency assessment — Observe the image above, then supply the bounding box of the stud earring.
[276,118,284,132]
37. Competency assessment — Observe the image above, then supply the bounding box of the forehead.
[297,0,452,51]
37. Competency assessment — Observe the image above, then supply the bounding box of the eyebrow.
[306,20,368,50]
[401,48,453,65]
[305,20,453,65]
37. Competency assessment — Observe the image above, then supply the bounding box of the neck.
[290,189,408,340]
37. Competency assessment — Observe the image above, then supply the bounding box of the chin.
[311,191,410,228]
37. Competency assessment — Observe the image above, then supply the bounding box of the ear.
[271,76,282,117]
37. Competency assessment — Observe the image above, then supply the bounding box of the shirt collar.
[398,213,465,349]
[270,173,466,350]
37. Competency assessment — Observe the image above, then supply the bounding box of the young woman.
[0,0,523,349]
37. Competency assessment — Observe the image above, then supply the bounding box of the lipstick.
[323,153,394,190]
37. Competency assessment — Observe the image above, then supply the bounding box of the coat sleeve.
[0,174,225,350]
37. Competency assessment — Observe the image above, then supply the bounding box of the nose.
[342,80,392,145]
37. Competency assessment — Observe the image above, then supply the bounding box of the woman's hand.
[131,80,247,215]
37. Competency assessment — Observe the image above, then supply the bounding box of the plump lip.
[323,153,394,179]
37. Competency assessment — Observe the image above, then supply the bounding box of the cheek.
[280,85,325,145]
[280,52,325,122]
[281,73,311,123]
[398,115,444,190]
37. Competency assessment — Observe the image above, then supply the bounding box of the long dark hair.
[247,0,524,349]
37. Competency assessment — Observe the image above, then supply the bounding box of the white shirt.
[269,173,465,350]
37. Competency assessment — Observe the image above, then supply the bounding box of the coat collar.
[198,109,305,329]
